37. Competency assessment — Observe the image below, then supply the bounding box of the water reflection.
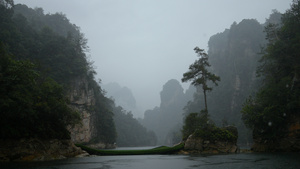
[2,153,300,169]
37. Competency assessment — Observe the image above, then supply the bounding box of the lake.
[2,152,300,169]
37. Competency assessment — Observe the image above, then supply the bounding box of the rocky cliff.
[0,77,98,162]
[141,79,194,145]
[205,19,265,144]
[67,77,116,149]
[68,77,96,144]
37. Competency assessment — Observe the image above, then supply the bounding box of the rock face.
[141,79,194,145]
[68,77,96,144]
[252,114,300,152]
[0,139,86,161]
[103,82,137,116]
[67,77,116,149]
[184,126,239,154]
[0,78,114,162]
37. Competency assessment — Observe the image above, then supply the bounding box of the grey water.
[2,152,300,169]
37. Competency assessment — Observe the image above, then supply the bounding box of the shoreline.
[0,138,87,162]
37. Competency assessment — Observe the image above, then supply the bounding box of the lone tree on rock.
[182,47,220,115]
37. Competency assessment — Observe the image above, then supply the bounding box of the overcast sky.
[15,0,292,117]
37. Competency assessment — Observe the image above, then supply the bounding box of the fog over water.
[15,0,292,117]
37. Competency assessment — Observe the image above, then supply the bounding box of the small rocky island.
[182,126,239,154]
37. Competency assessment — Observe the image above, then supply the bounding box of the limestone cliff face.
[206,19,264,144]
[68,77,96,144]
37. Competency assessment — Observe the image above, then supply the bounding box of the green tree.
[242,0,300,140]
[0,2,117,144]
[0,0,14,9]
[0,43,80,139]
[182,47,220,114]
[182,113,207,139]
[181,47,221,141]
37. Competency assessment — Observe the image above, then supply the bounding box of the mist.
[15,0,292,117]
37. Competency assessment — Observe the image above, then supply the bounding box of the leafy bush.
[182,111,237,142]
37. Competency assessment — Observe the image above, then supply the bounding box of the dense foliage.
[11,4,89,85]
[0,1,116,142]
[242,0,300,140]
[182,112,209,139]
[0,43,80,139]
[182,112,237,142]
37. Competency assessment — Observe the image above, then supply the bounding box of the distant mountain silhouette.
[103,82,137,113]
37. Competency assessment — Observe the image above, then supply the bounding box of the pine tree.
[182,47,220,114]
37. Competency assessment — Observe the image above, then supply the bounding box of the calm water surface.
[2,152,300,169]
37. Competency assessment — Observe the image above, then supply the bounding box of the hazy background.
[15,0,292,117]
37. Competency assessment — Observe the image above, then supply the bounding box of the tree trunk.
[203,89,208,113]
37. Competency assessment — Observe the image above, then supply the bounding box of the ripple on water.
[1,153,300,169]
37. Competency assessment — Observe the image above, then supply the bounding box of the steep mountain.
[184,14,283,145]
[242,2,300,151]
[141,79,195,145]
[210,19,264,144]
[113,106,157,147]
[103,82,137,115]
[0,3,116,147]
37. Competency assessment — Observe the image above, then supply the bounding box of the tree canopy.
[242,0,300,140]
[0,43,80,139]
[0,2,116,142]
[182,47,220,113]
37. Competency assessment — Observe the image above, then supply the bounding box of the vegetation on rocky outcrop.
[242,0,300,151]
[182,111,238,154]
[183,126,238,154]
[184,19,266,145]
[181,1,300,152]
